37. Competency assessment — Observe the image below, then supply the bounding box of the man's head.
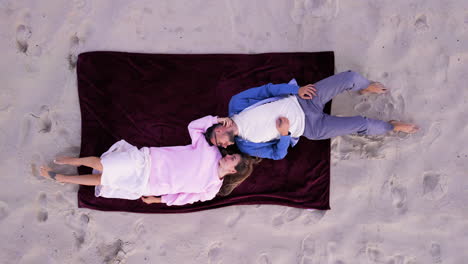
[205,123,235,148]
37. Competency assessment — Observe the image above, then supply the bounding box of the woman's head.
[217,153,261,196]
[218,154,242,174]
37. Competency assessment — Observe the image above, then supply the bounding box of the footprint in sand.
[430,242,442,264]
[332,136,352,160]
[74,0,87,9]
[134,219,147,237]
[327,241,340,263]
[0,201,9,221]
[30,105,52,133]
[384,101,395,114]
[272,208,302,227]
[285,208,303,222]
[30,163,40,179]
[335,135,386,160]
[423,122,441,148]
[303,210,326,225]
[370,94,398,121]
[132,219,148,245]
[68,19,92,69]
[65,210,90,248]
[30,153,45,180]
[414,14,429,32]
[422,172,448,200]
[386,254,405,264]
[366,246,383,263]
[76,214,90,245]
[37,192,48,222]
[377,93,405,121]
[272,214,284,227]
[303,0,340,20]
[16,24,32,53]
[137,7,153,39]
[68,35,81,70]
[290,0,339,24]
[391,185,407,212]
[124,5,153,40]
[208,242,223,264]
[97,239,126,264]
[299,233,316,264]
[55,191,73,206]
[362,138,386,159]
[226,207,245,227]
[19,114,34,147]
[290,0,306,24]
[404,257,417,264]
[257,254,271,264]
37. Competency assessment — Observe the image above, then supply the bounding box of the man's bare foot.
[54,156,78,166]
[360,82,388,95]
[390,121,419,134]
[39,166,58,181]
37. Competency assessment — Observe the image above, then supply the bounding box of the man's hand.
[298,84,317,99]
[141,196,162,204]
[276,116,290,136]
[217,117,233,127]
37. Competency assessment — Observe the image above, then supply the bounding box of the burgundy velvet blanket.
[77,51,334,213]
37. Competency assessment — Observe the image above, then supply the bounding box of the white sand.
[1,0,468,263]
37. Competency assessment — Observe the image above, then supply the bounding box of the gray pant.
[296,71,393,140]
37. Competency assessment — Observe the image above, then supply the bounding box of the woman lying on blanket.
[39,116,260,206]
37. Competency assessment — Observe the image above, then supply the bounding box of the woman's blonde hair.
[217,153,261,196]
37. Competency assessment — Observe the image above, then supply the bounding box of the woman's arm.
[187,115,219,143]
[160,187,219,206]
[141,196,162,204]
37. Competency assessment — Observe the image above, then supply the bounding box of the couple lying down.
[41,71,418,206]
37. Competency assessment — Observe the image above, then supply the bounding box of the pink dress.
[147,116,223,206]
[95,116,223,206]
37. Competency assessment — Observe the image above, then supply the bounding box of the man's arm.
[229,83,317,115]
[234,83,299,100]
[237,135,290,160]
[261,136,291,160]
[229,83,298,115]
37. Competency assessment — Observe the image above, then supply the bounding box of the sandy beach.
[1,0,468,263]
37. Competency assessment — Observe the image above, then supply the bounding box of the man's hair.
[204,123,222,146]
[217,153,262,196]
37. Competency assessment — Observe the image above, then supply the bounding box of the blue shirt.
[228,80,301,160]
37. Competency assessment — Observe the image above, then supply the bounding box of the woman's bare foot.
[360,82,388,95]
[390,121,419,134]
[54,156,79,166]
[39,166,58,181]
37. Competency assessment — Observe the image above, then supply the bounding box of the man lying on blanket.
[206,71,419,160]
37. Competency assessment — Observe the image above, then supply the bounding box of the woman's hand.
[141,196,162,204]
[298,84,317,99]
[217,117,233,127]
